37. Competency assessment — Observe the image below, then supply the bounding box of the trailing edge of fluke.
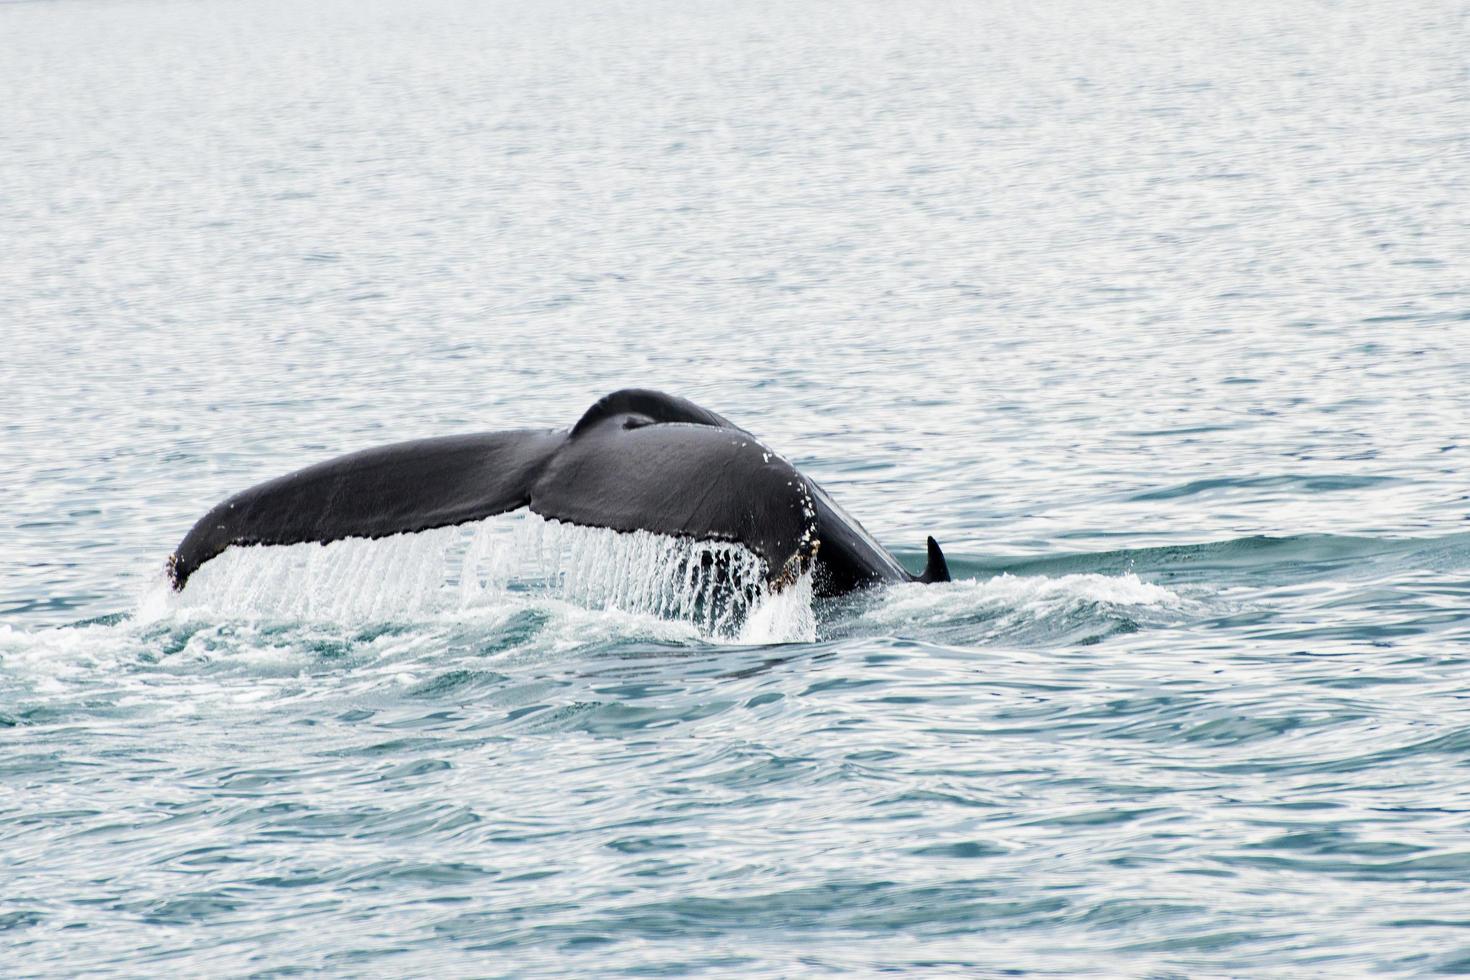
[167,389,950,598]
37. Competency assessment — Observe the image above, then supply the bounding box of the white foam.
[737,561,817,645]
[0,619,149,694]
[857,572,1181,637]
[143,513,817,643]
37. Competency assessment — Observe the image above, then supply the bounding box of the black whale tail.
[918,536,950,584]
[165,389,826,593]
[166,389,946,600]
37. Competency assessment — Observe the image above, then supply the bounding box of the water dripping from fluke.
[139,513,818,644]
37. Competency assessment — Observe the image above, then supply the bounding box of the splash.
[143,513,817,643]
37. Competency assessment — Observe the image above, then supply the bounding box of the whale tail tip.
[918,536,950,584]
[166,553,186,591]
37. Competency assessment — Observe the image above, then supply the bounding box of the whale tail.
[918,536,950,584]
[165,390,942,599]
[167,390,826,593]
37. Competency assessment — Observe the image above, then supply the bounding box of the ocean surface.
[4,0,1470,974]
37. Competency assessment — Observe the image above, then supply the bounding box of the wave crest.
[851,572,1183,646]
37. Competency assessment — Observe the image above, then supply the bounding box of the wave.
[843,572,1184,646]
[1127,474,1399,502]
[947,531,1470,585]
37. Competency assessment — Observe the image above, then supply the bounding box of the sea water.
[3,0,1469,974]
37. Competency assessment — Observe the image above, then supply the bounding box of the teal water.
[4,0,1470,974]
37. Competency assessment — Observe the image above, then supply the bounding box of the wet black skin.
[168,389,949,597]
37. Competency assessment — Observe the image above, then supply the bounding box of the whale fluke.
[166,429,565,590]
[167,389,947,598]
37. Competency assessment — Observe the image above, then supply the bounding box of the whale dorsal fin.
[570,388,740,437]
[918,536,951,584]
